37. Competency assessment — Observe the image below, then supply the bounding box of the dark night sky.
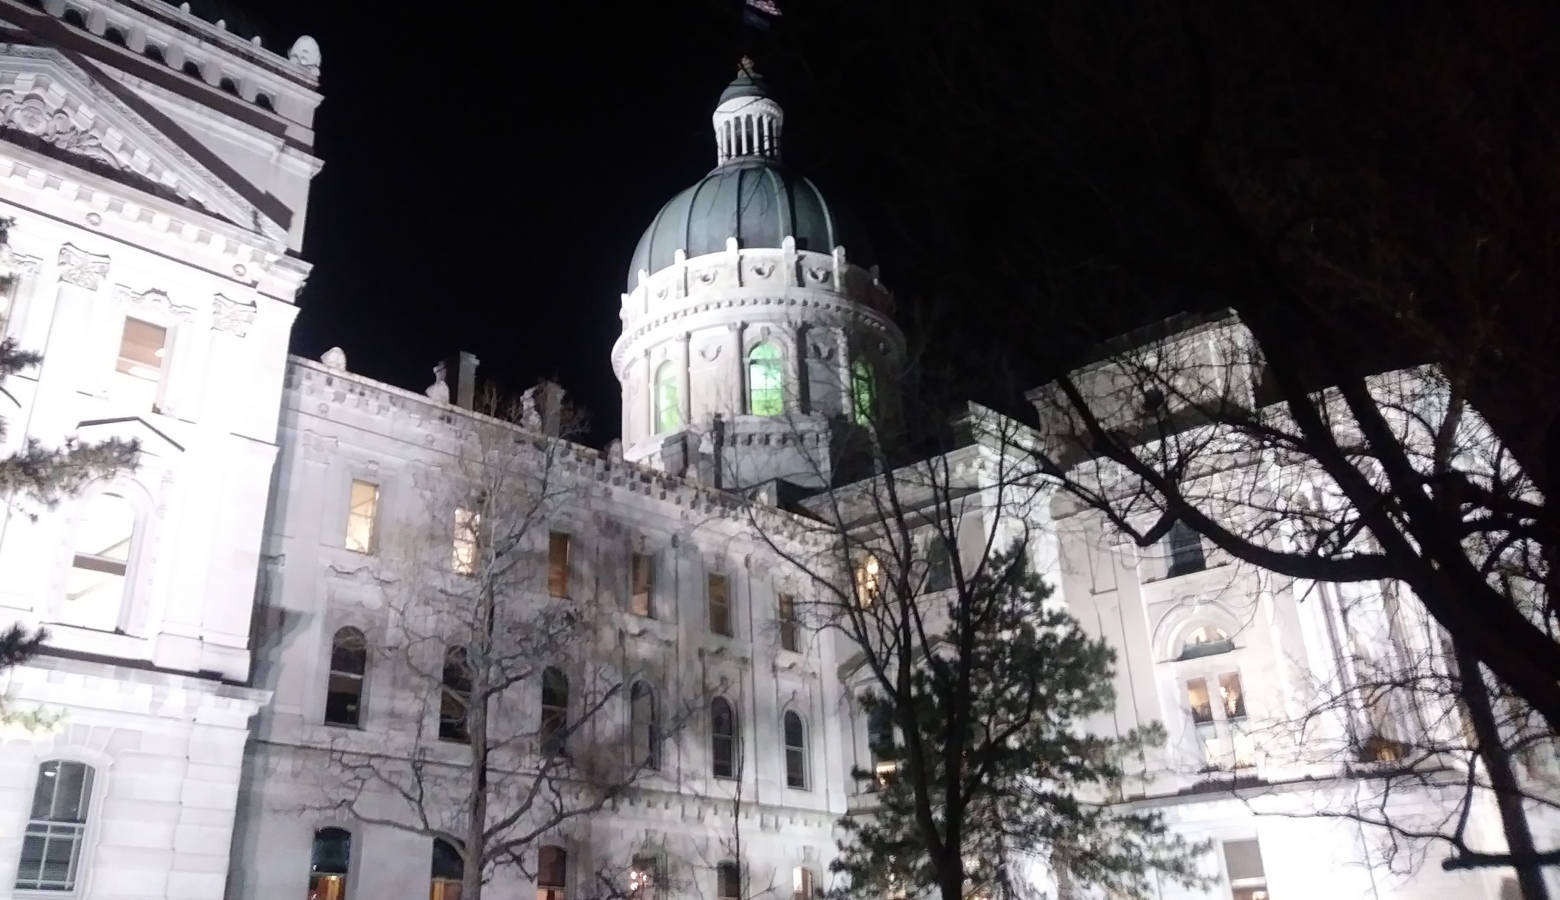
[232,3,779,445]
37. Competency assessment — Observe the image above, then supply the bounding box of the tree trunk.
[1454,639,1550,900]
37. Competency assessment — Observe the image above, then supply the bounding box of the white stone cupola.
[614,60,906,492]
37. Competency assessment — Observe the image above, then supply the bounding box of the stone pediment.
[75,416,184,458]
[0,46,287,242]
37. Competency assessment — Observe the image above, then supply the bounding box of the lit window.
[325,627,367,727]
[866,702,897,789]
[854,554,883,608]
[630,552,653,617]
[65,491,134,631]
[537,845,567,900]
[716,861,741,900]
[452,507,480,575]
[540,667,568,757]
[1219,672,1246,720]
[777,592,798,652]
[430,838,463,900]
[653,362,680,433]
[792,867,815,900]
[783,710,807,789]
[1180,625,1233,659]
[1165,521,1206,577]
[440,647,471,743]
[309,827,352,900]
[747,343,783,416]
[711,697,738,779]
[629,856,658,900]
[548,532,570,597]
[630,681,659,770]
[708,574,731,636]
[344,480,378,554]
[1186,678,1214,724]
[114,317,166,408]
[850,359,875,425]
[1223,839,1268,900]
[14,761,94,892]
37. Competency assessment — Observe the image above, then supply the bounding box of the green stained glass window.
[654,362,681,433]
[851,359,876,425]
[748,343,783,416]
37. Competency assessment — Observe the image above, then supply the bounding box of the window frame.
[324,626,368,728]
[537,844,567,900]
[548,532,571,598]
[777,592,799,652]
[653,361,681,434]
[783,709,808,789]
[308,825,354,900]
[440,646,473,744]
[344,479,380,555]
[540,666,569,756]
[1181,665,1252,771]
[630,680,659,771]
[14,759,98,894]
[708,573,732,636]
[451,506,481,576]
[716,860,742,900]
[430,837,464,900]
[711,696,738,780]
[630,551,654,617]
[1164,520,1208,578]
[746,342,784,416]
[850,358,876,425]
[61,487,141,634]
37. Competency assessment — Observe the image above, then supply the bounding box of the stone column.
[677,332,692,425]
[728,321,746,414]
[34,244,110,433]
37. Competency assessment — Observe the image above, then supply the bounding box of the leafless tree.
[307,391,699,900]
[1015,315,1557,896]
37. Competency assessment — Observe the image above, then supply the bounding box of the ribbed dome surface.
[627,159,872,290]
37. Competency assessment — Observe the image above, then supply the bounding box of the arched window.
[924,536,955,593]
[309,827,352,900]
[747,343,782,416]
[144,44,164,64]
[61,7,86,28]
[256,92,275,111]
[430,838,463,900]
[537,845,567,900]
[850,358,875,425]
[653,361,680,433]
[325,627,367,727]
[791,866,815,900]
[711,697,737,779]
[1179,625,1233,660]
[65,491,135,631]
[14,760,95,891]
[630,681,658,770]
[716,860,741,900]
[866,702,897,788]
[104,26,126,46]
[540,667,568,756]
[219,76,240,95]
[854,553,883,608]
[783,710,807,789]
[440,647,471,743]
[629,855,658,900]
[181,59,203,79]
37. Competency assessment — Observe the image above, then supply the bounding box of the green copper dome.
[627,159,873,290]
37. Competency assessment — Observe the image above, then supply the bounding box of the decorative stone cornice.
[57,242,109,289]
[113,284,198,320]
[212,293,257,335]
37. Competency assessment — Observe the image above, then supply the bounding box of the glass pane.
[345,481,378,553]
[1219,672,1247,719]
[1187,679,1213,724]
[717,862,740,899]
[431,839,464,879]
[549,533,570,597]
[786,747,806,788]
[748,344,783,416]
[331,630,367,675]
[325,675,362,726]
[51,762,91,822]
[1166,521,1206,576]
[709,575,729,635]
[310,872,348,900]
[851,360,875,424]
[654,363,680,433]
[538,845,567,887]
[784,712,804,747]
[15,833,46,888]
[1223,839,1265,881]
[312,827,352,874]
[116,317,166,378]
[631,553,653,616]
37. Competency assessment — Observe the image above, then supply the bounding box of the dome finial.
[713,59,783,165]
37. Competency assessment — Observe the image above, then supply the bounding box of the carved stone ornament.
[697,341,723,362]
[425,361,449,403]
[750,261,775,279]
[114,284,196,320]
[211,293,257,335]
[57,244,109,290]
[696,268,718,285]
[320,347,348,372]
[0,91,125,172]
[805,266,831,284]
[0,247,41,278]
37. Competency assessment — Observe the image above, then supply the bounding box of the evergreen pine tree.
[831,544,1207,900]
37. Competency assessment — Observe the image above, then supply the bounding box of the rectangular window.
[1187,678,1213,724]
[115,316,166,409]
[708,574,731,636]
[452,507,480,575]
[1165,521,1207,577]
[630,855,658,900]
[1223,839,1267,900]
[548,532,571,597]
[777,592,798,652]
[14,761,93,892]
[1219,672,1246,719]
[630,552,653,617]
[345,480,379,553]
[792,867,814,900]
